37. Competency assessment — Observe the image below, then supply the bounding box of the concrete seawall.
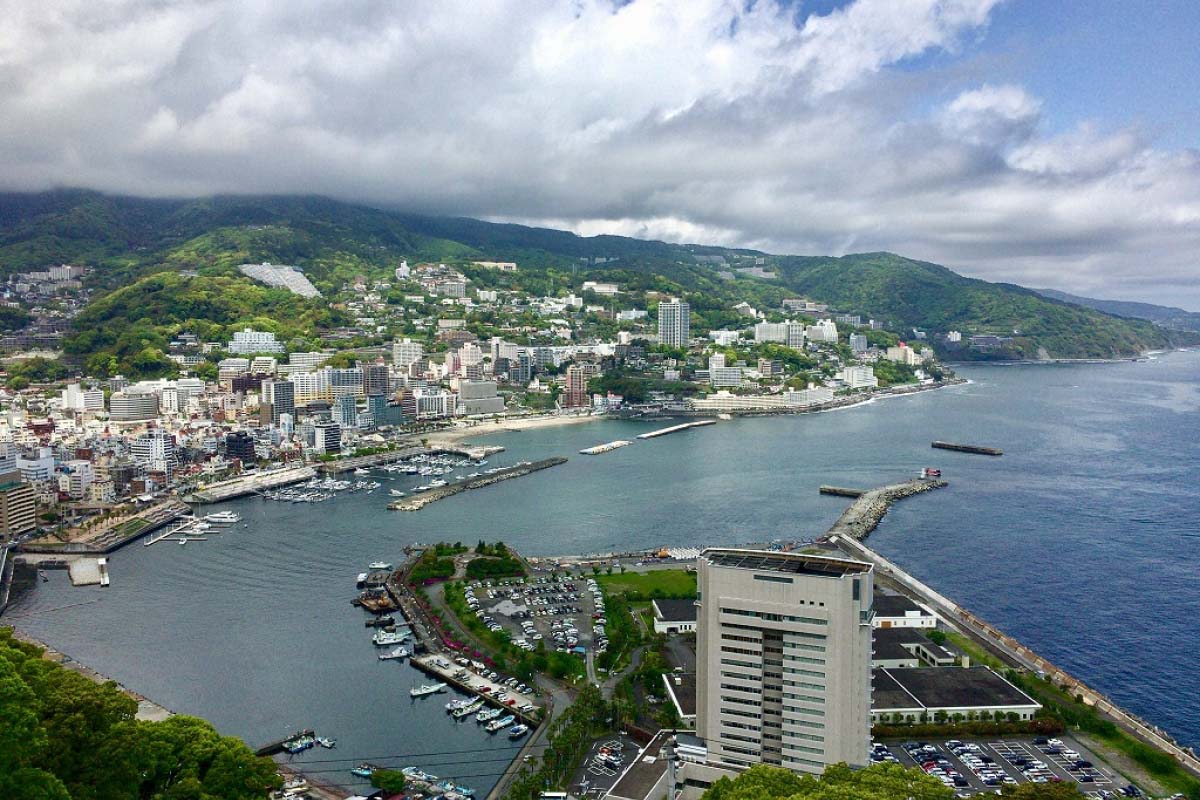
[832,534,1200,778]
[389,457,567,511]
[823,478,948,541]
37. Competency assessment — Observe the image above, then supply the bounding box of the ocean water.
[8,350,1199,788]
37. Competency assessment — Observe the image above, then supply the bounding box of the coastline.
[426,378,966,443]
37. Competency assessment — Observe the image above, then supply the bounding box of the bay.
[9,350,1200,790]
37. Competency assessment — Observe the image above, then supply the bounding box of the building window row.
[783,731,825,743]
[784,744,825,756]
[720,658,759,669]
[783,666,826,678]
[721,607,829,625]
[785,630,827,641]
[721,708,762,720]
[782,705,825,717]
[722,720,761,732]
[720,645,760,657]
[720,693,762,706]
[783,692,825,704]
[720,629,762,642]
[783,679,826,691]
[783,718,825,730]
[783,641,827,653]
[721,671,760,683]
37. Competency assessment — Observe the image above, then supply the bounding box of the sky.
[2,0,1198,307]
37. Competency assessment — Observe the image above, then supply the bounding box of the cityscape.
[2,3,1200,800]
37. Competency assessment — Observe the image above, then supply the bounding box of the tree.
[704,763,954,800]
[999,782,1088,799]
[926,629,947,645]
[371,769,407,794]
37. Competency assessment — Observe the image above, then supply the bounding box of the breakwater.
[932,440,1004,456]
[822,478,948,541]
[636,419,717,439]
[819,486,865,498]
[388,457,568,511]
[832,534,1200,778]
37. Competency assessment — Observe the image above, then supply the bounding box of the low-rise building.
[871,666,1041,724]
[652,598,698,634]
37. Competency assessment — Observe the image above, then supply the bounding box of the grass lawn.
[596,569,696,599]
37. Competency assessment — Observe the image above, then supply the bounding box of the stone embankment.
[388,457,568,511]
[823,478,948,541]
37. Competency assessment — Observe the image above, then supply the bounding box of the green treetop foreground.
[702,763,1089,800]
[0,627,280,800]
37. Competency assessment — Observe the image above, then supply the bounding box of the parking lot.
[569,734,641,797]
[875,735,1142,798]
[462,576,610,658]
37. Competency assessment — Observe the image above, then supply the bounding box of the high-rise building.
[848,333,868,353]
[61,383,105,412]
[225,431,257,464]
[108,391,159,422]
[227,328,284,354]
[658,298,691,349]
[362,361,390,396]
[329,368,364,398]
[312,418,341,455]
[261,380,296,425]
[563,365,589,408]
[131,431,178,480]
[0,472,36,543]
[696,548,874,775]
[333,395,358,428]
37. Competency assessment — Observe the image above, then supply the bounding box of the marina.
[635,419,717,439]
[388,457,568,511]
[186,466,316,503]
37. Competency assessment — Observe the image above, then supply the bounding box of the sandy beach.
[424,412,603,444]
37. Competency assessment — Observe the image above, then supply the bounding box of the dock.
[388,457,567,511]
[185,466,316,503]
[579,440,633,455]
[636,419,717,439]
[319,443,505,474]
[819,486,865,498]
[409,654,543,726]
[254,728,316,757]
[932,440,1003,456]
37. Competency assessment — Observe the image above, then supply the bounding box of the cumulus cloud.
[0,0,1198,305]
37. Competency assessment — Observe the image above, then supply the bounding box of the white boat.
[390,489,406,497]
[452,700,484,718]
[204,511,241,524]
[372,630,409,646]
[485,714,516,732]
[354,468,369,475]
[410,682,448,697]
[508,724,529,739]
[368,561,393,571]
[379,646,409,661]
[317,737,337,748]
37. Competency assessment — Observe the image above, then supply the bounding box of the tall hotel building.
[696,549,874,775]
[658,298,691,349]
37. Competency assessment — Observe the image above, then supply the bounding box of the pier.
[819,485,865,498]
[319,443,505,474]
[409,654,543,726]
[185,466,315,503]
[579,440,633,455]
[388,457,567,511]
[21,500,191,554]
[254,728,316,757]
[823,478,948,541]
[636,419,717,439]
[932,440,1004,456]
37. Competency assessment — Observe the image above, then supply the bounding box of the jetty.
[185,466,315,503]
[579,440,633,455]
[819,486,865,498]
[823,478,948,541]
[637,419,717,440]
[254,728,316,757]
[388,457,567,511]
[409,654,542,725]
[932,440,1003,456]
[319,443,503,474]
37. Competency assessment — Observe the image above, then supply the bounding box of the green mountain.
[0,189,1179,365]
[1035,288,1200,332]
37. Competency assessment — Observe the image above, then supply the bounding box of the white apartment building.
[413,388,456,419]
[886,344,925,366]
[658,299,691,348]
[688,386,835,412]
[131,431,178,479]
[291,370,332,404]
[61,383,105,412]
[393,338,425,368]
[839,365,878,390]
[227,328,284,354]
[806,319,839,344]
[708,353,744,388]
[849,333,869,353]
[696,549,874,776]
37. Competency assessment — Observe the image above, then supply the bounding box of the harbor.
[388,457,568,511]
[635,419,717,439]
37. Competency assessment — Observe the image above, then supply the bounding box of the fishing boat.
[368,561,393,570]
[351,763,377,778]
[410,682,448,697]
[283,734,315,753]
[379,646,409,661]
[317,737,336,748]
[508,724,530,739]
[372,630,409,646]
[446,698,474,712]
[476,707,502,722]
[365,615,396,628]
[452,700,484,719]
[485,714,516,732]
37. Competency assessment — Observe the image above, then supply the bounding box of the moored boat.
[485,714,516,732]
[410,682,448,697]
[378,646,409,661]
[351,763,377,777]
[508,724,529,739]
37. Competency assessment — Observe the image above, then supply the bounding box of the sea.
[7,350,1200,793]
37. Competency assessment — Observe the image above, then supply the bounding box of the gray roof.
[874,667,1040,711]
[653,598,697,622]
[703,548,871,577]
[873,593,930,617]
[664,672,697,717]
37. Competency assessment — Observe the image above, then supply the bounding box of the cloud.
[0,0,1197,306]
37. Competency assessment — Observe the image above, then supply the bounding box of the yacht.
[354,468,370,475]
[317,737,336,749]
[390,489,406,497]
[401,767,438,782]
[378,646,409,661]
[204,511,242,524]
[410,682,448,697]
[372,630,409,646]
[368,561,393,571]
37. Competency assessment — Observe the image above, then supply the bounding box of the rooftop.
[873,592,931,617]
[607,730,673,800]
[702,548,871,578]
[653,598,697,622]
[873,667,1040,711]
[663,671,697,717]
